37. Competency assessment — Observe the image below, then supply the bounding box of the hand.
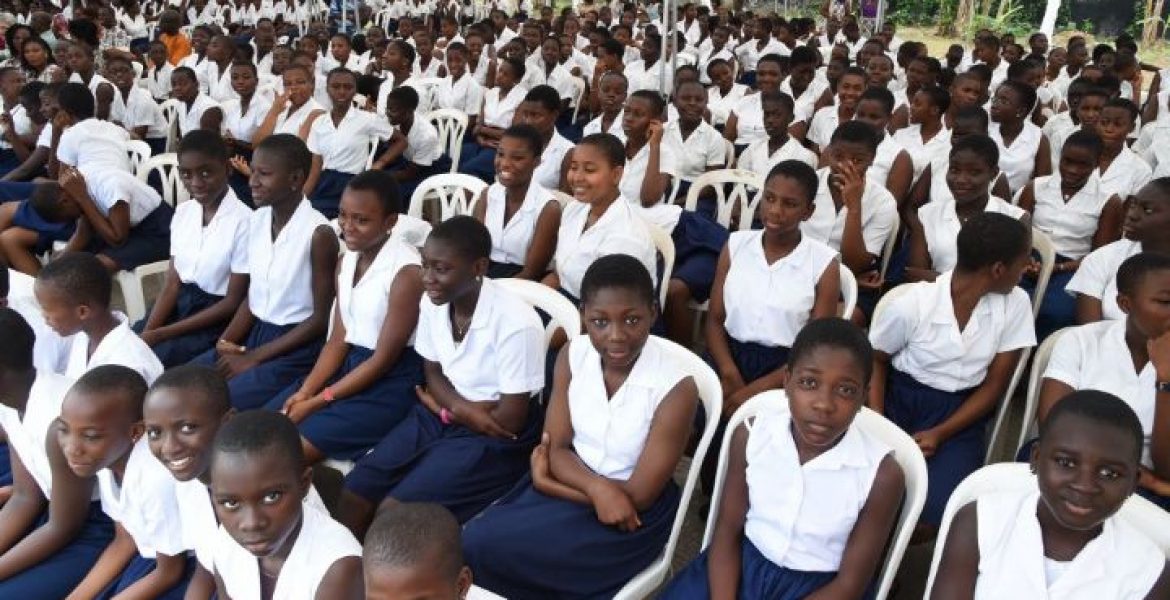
[588,481,641,532]
[831,160,864,212]
[52,110,72,131]
[857,270,883,290]
[229,155,252,177]
[530,432,552,485]
[216,338,246,356]
[414,385,442,415]
[0,485,10,505]
[1148,329,1170,381]
[912,428,944,458]
[1023,258,1042,277]
[647,119,664,146]
[57,165,87,197]
[283,391,325,423]
[139,329,162,347]
[272,90,291,111]
[215,352,257,380]
[457,401,516,439]
[719,368,746,402]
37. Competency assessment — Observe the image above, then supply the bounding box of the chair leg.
[116,271,147,323]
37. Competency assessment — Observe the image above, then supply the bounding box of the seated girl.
[664,318,905,599]
[805,66,866,153]
[266,171,426,464]
[870,213,1035,530]
[1094,98,1151,201]
[253,64,326,145]
[737,92,819,178]
[706,59,748,129]
[460,57,528,182]
[202,62,272,206]
[850,87,914,206]
[337,216,545,533]
[137,130,251,367]
[1016,130,1123,338]
[583,70,627,142]
[170,67,219,139]
[662,79,727,189]
[908,107,1012,209]
[726,54,787,153]
[191,134,339,411]
[470,124,561,280]
[989,80,1051,196]
[369,86,442,204]
[891,85,952,185]
[932,390,1170,598]
[905,135,1029,283]
[513,85,574,191]
[463,255,700,599]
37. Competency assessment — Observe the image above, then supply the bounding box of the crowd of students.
[0,0,1168,597]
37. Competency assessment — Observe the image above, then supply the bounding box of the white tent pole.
[1039,0,1060,36]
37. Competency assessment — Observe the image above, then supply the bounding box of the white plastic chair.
[363,135,380,171]
[113,153,187,322]
[551,190,575,208]
[839,262,858,319]
[612,338,723,600]
[683,169,764,232]
[647,223,675,310]
[569,75,587,124]
[425,108,469,173]
[158,98,182,152]
[722,139,736,169]
[924,463,1170,596]
[699,391,927,600]
[136,153,189,207]
[1009,328,1066,457]
[1029,227,1057,320]
[126,140,152,175]
[878,216,901,284]
[495,278,581,347]
[408,173,488,223]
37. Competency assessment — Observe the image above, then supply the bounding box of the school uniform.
[65,315,164,385]
[306,107,394,218]
[483,181,557,278]
[989,121,1045,194]
[582,110,625,141]
[803,167,899,263]
[870,272,1035,524]
[176,94,221,138]
[6,269,71,373]
[461,85,528,181]
[343,279,545,522]
[109,86,168,153]
[698,46,735,86]
[68,73,113,98]
[664,406,891,599]
[737,135,818,176]
[388,115,444,201]
[1097,145,1152,201]
[75,169,173,272]
[708,83,748,127]
[663,119,726,182]
[139,63,174,102]
[141,189,251,366]
[434,71,485,117]
[198,61,237,103]
[463,335,690,599]
[95,440,190,599]
[0,370,115,598]
[1041,111,1078,168]
[917,196,1027,273]
[973,489,1164,599]
[274,97,325,138]
[219,95,273,204]
[191,200,330,410]
[806,102,844,151]
[730,92,767,147]
[1065,238,1142,322]
[892,124,951,183]
[868,133,908,191]
[533,131,574,190]
[56,118,132,175]
[624,59,672,95]
[556,198,658,302]
[735,38,786,78]
[0,103,31,173]
[213,502,361,600]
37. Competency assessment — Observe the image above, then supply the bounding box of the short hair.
[171,66,198,84]
[998,79,1037,114]
[858,86,895,115]
[500,56,526,80]
[1007,56,1044,81]
[789,45,818,67]
[758,53,787,72]
[966,63,993,86]
[1079,84,1112,103]
[1040,390,1144,465]
[954,105,989,130]
[950,133,999,167]
[788,317,874,384]
[427,215,491,261]
[346,170,402,215]
[759,90,794,115]
[390,39,416,64]
[580,254,655,307]
[629,89,666,119]
[0,308,34,372]
[364,502,464,577]
[103,53,133,70]
[446,41,468,56]
[830,120,881,153]
[326,67,357,84]
[56,82,95,120]
[501,123,545,156]
[1103,97,1140,122]
[254,133,312,178]
[177,129,230,162]
[1116,251,1170,297]
[212,410,303,475]
[599,38,624,58]
[766,160,818,205]
[37,251,112,308]
[20,81,45,108]
[1062,129,1104,160]
[523,84,561,112]
[386,85,419,112]
[918,85,951,113]
[576,133,626,167]
[956,212,1030,272]
[150,365,230,416]
[71,364,148,422]
[1066,77,1094,102]
[839,65,867,84]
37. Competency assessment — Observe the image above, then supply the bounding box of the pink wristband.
[440,407,453,425]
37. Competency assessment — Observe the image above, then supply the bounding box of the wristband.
[1157,381,1170,394]
[322,387,335,403]
[440,407,453,425]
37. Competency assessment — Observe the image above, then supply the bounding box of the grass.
[898,24,1170,67]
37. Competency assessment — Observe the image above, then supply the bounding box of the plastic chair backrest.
[647,223,675,310]
[612,338,723,600]
[878,215,901,283]
[136,153,188,207]
[569,76,587,123]
[700,391,927,600]
[839,262,858,319]
[407,173,488,223]
[126,140,152,176]
[1014,328,1067,456]
[683,169,765,231]
[426,108,470,173]
[494,278,582,347]
[1029,227,1057,320]
[158,98,182,152]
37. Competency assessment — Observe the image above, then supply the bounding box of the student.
[137,131,251,367]
[463,255,700,598]
[203,62,272,206]
[58,365,190,599]
[870,213,1036,528]
[663,79,726,185]
[253,65,326,145]
[892,85,952,184]
[782,46,829,133]
[304,69,393,219]
[210,411,364,600]
[156,10,191,66]
[1038,252,1170,508]
[1046,81,1103,167]
[706,160,841,412]
[906,135,1029,282]
[104,55,167,154]
[546,133,656,302]
[805,66,866,153]
[471,124,561,280]
[850,87,915,204]
[582,70,627,141]
[512,85,574,191]
[705,59,748,129]
[369,86,442,203]
[34,252,163,384]
[1017,130,1123,337]
[140,41,175,102]
[665,317,904,598]
[910,107,1007,208]
[170,67,218,140]
[726,53,786,151]
[191,134,338,411]
[0,70,32,175]
[734,18,785,86]
[989,80,1052,195]
[737,91,818,176]
[931,390,1170,598]
[337,216,545,533]
[1068,178,1170,323]
[52,82,130,176]
[265,170,425,464]
[461,57,527,181]
[198,35,238,104]
[1095,98,1151,201]
[434,42,484,133]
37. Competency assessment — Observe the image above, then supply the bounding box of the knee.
[666,279,691,305]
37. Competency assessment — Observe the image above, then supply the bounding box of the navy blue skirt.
[488,261,524,279]
[464,476,680,600]
[9,194,75,254]
[87,204,174,271]
[134,282,225,367]
[344,399,542,523]
[726,337,790,383]
[1021,256,1075,341]
[885,369,983,526]
[264,345,426,461]
[662,537,840,599]
[96,554,195,600]
[459,144,498,183]
[189,320,324,411]
[0,501,114,597]
[309,168,354,220]
[671,211,729,303]
[0,441,10,487]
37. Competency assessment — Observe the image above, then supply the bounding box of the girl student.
[1016,130,1123,338]
[663,79,728,188]
[470,124,561,280]
[190,134,339,412]
[582,70,627,141]
[252,64,326,145]
[1094,98,1152,201]
[737,92,819,176]
[460,57,528,182]
[706,58,749,129]
[989,80,1052,195]
[706,160,841,415]
[336,216,546,534]
[202,61,272,206]
[1068,178,1170,324]
[891,85,952,185]
[664,318,905,599]
[805,66,866,153]
[908,107,1012,210]
[433,42,483,134]
[905,135,1029,283]
[170,67,219,139]
[462,254,700,599]
[513,85,574,191]
[137,130,252,368]
[302,68,393,220]
[725,53,787,152]
[850,87,915,206]
[931,390,1170,599]
[870,213,1036,529]
[264,170,426,465]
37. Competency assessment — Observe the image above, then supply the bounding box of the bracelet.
[321,387,335,403]
[440,407,453,425]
